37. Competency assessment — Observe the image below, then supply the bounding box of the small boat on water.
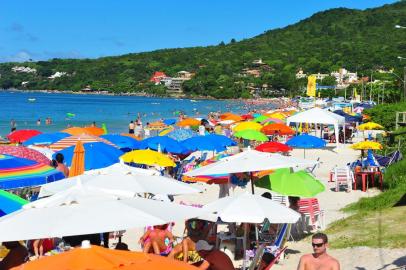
[28,98,36,102]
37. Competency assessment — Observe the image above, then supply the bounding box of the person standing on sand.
[297,233,340,270]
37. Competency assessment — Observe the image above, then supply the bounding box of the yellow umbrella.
[267,112,287,120]
[357,122,384,131]
[121,149,175,167]
[351,141,383,150]
[233,121,263,132]
[159,126,174,136]
[68,141,85,177]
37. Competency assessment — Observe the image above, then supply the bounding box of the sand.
[121,142,406,269]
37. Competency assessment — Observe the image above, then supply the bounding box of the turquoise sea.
[0,91,248,137]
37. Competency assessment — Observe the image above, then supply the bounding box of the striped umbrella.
[50,134,117,151]
[0,189,28,217]
[0,146,50,165]
[0,154,64,190]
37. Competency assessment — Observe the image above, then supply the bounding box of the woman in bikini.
[139,224,174,255]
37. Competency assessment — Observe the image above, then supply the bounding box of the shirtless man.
[297,233,340,270]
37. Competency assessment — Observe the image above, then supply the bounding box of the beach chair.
[298,198,325,231]
[263,246,288,270]
[333,166,354,192]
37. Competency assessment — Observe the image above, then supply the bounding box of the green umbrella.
[253,115,269,123]
[234,130,269,142]
[255,168,325,197]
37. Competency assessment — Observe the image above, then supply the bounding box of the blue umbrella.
[140,136,189,154]
[167,128,197,141]
[0,190,28,217]
[101,134,142,151]
[163,119,177,125]
[54,142,123,171]
[286,133,326,158]
[205,134,237,147]
[182,136,227,152]
[23,132,70,146]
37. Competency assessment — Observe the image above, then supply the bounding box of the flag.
[307,75,316,97]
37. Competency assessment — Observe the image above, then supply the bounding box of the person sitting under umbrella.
[192,240,234,270]
[139,224,174,255]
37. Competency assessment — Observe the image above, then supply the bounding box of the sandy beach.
[120,142,406,269]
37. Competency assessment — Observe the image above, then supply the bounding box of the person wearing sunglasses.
[297,233,340,270]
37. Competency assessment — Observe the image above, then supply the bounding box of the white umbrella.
[202,192,300,224]
[85,163,160,176]
[39,167,202,198]
[0,186,205,242]
[185,149,316,177]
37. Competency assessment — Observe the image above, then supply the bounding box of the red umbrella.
[241,114,254,120]
[0,146,50,164]
[7,130,42,143]
[255,142,292,153]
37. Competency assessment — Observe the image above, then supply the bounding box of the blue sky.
[0,0,398,62]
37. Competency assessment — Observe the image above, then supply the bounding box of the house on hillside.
[11,66,37,73]
[177,71,194,79]
[150,71,168,85]
[330,68,358,86]
[296,69,307,79]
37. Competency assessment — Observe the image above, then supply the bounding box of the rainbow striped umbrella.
[50,134,118,151]
[0,154,64,190]
[0,189,28,217]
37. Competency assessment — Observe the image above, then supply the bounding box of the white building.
[48,71,67,79]
[330,68,358,85]
[11,66,37,73]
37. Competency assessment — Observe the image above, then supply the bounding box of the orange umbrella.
[83,127,105,136]
[223,114,243,122]
[220,112,234,119]
[261,123,294,135]
[68,141,85,177]
[62,127,92,136]
[12,245,198,270]
[177,118,200,127]
[148,121,167,130]
[50,134,117,151]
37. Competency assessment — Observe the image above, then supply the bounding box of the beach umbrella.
[357,122,384,131]
[158,126,175,136]
[185,149,316,178]
[68,141,85,177]
[166,128,197,141]
[241,114,254,120]
[261,123,295,136]
[261,117,285,125]
[181,136,227,152]
[333,110,362,123]
[62,127,92,136]
[50,134,118,151]
[177,118,200,127]
[0,146,50,165]
[222,114,243,122]
[163,118,177,125]
[234,130,269,142]
[253,115,269,123]
[218,119,235,125]
[0,189,28,217]
[121,149,175,167]
[140,136,189,154]
[55,142,123,171]
[351,141,383,150]
[0,154,64,190]
[286,134,326,158]
[26,146,55,160]
[205,134,237,147]
[7,130,42,143]
[148,121,167,130]
[83,126,105,136]
[22,132,70,146]
[267,112,287,120]
[233,121,262,132]
[0,186,205,242]
[203,192,300,223]
[39,169,202,199]
[255,168,325,197]
[12,245,198,270]
[255,142,292,153]
[121,133,141,140]
[101,134,141,151]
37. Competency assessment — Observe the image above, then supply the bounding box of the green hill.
[1,1,406,98]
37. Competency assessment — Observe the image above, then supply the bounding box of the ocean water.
[0,91,247,136]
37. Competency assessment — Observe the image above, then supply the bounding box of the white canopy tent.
[286,107,346,148]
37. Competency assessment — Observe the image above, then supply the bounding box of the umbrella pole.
[250,172,255,195]
[303,148,306,159]
[249,172,259,250]
[242,223,248,270]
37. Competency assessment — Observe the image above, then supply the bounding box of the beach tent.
[286,107,345,147]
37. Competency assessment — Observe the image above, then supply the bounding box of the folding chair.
[333,166,354,192]
[298,198,325,231]
[306,157,320,176]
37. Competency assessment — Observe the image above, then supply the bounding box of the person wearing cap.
[194,240,234,270]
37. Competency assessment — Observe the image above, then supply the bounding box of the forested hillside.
[1,1,405,98]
